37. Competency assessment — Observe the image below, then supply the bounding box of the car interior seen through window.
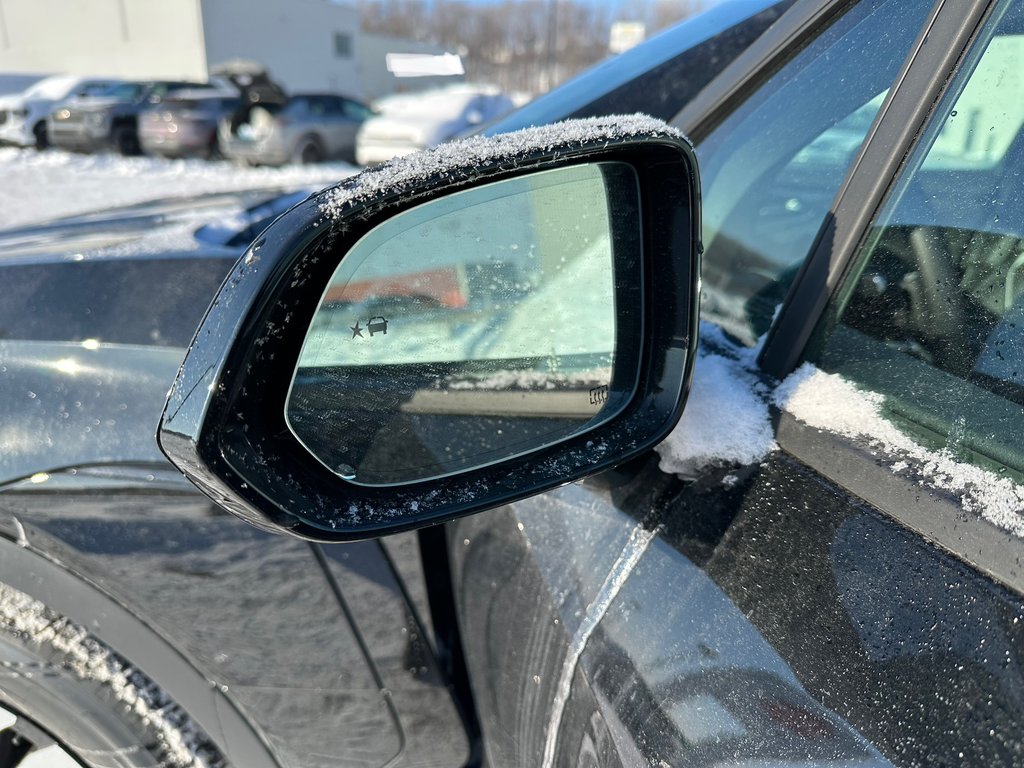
[811,0,1024,503]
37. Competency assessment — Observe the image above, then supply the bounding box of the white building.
[0,0,453,99]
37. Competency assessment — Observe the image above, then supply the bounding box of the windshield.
[96,82,148,101]
[486,0,790,132]
[22,75,80,101]
[377,88,483,117]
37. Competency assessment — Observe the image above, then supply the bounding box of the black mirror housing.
[157,116,701,541]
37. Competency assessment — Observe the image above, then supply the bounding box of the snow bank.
[0,147,357,229]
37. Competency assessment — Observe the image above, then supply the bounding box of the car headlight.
[12,109,27,118]
[54,109,71,121]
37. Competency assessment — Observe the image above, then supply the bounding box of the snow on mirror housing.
[158,117,700,541]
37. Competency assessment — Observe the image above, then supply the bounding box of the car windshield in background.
[97,82,148,101]
[22,75,80,100]
[487,0,791,132]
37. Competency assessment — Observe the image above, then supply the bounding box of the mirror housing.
[158,117,701,541]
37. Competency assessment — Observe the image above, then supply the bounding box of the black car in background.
[6,1,1024,768]
[139,91,241,159]
[47,80,226,156]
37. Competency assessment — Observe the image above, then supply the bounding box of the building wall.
[199,0,361,95]
[0,0,207,79]
[0,0,453,101]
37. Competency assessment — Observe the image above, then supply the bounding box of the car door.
[449,0,1024,766]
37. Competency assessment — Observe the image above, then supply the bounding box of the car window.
[98,82,146,101]
[342,99,373,120]
[285,97,312,116]
[76,82,116,97]
[695,0,935,345]
[806,0,1024,491]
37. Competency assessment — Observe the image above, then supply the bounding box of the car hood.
[0,188,311,486]
[0,339,183,487]
[358,114,454,147]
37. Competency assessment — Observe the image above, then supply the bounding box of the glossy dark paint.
[0,196,470,765]
[0,483,468,768]
[5,0,1013,766]
[159,135,702,542]
[451,451,1024,766]
[448,1,1024,768]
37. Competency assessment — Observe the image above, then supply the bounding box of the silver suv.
[219,93,374,165]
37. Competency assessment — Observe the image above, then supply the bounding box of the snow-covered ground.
[0,147,359,229]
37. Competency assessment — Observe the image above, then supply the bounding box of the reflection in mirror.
[286,162,642,485]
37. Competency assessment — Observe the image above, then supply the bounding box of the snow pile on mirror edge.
[656,323,777,478]
[657,326,1024,535]
[774,364,1024,535]
[320,114,687,218]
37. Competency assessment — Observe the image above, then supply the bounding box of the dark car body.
[6,0,1024,767]
[47,80,225,156]
[220,93,374,165]
[138,92,241,159]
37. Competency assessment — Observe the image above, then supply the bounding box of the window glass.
[696,0,934,345]
[809,0,1024,482]
[342,100,373,120]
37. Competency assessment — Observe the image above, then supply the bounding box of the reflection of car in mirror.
[367,315,389,336]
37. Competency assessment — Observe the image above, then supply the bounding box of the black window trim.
[757,0,998,378]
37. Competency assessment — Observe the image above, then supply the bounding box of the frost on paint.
[320,114,688,220]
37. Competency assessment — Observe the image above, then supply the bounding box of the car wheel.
[293,138,324,165]
[31,122,48,151]
[113,127,140,157]
[0,581,227,767]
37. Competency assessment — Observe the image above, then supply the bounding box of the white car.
[355,84,514,165]
[0,74,121,149]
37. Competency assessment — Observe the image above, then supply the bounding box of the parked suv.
[220,93,374,165]
[48,80,222,156]
[139,91,241,159]
[0,75,121,149]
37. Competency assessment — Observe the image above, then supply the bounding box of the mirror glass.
[286,162,642,485]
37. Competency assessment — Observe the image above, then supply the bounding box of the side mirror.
[158,117,701,541]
